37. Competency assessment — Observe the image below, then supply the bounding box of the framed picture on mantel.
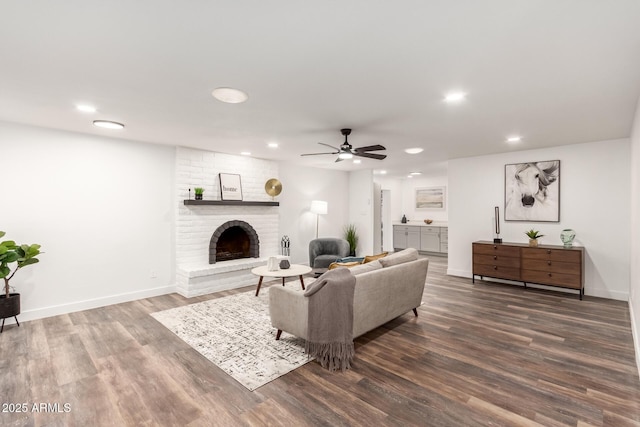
[219,173,243,201]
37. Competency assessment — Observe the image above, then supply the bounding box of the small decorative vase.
[401,215,407,224]
[560,229,576,248]
[279,259,290,269]
[195,194,203,200]
[529,239,538,247]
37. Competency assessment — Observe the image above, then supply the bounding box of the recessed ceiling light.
[76,104,96,113]
[407,175,413,178]
[267,142,278,148]
[410,172,422,176]
[444,92,466,102]
[212,87,248,104]
[93,120,124,130]
[240,151,251,156]
[379,170,387,175]
[404,148,424,154]
[507,136,522,143]
[353,159,362,164]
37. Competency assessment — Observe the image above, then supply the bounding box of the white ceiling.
[2,1,640,177]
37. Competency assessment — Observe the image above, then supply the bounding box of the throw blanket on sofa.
[303,267,356,371]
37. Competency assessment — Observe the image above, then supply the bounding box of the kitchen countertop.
[393,221,448,227]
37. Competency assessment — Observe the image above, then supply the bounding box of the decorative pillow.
[349,260,383,275]
[335,256,365,264]
[379,248,419,267]
[363,252,388,263]
[328,261,361,270]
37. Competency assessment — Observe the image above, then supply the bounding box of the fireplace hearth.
[209,220,259,264]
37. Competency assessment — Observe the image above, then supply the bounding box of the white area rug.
[151,285,310,391]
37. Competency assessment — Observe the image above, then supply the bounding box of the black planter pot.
[195,194,203,200]
[0,293,20,333]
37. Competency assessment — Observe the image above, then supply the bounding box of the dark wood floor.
[2,257,640,426]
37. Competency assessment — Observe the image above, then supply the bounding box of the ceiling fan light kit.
[301,128,387,162]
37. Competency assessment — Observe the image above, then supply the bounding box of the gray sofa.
[269,248,429,341]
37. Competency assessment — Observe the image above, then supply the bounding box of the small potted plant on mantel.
[194,187,204,200]
[525,229,544,247]
[0,231,42,332]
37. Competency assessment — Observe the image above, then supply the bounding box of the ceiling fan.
[301,128,387,162]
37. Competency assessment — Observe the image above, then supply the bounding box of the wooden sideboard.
[472,241,584,299]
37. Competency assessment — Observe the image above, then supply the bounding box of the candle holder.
[493,206,502,244]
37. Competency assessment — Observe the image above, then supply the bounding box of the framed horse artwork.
[505,160,560,222]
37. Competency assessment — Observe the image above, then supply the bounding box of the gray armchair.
[308,238,350,273]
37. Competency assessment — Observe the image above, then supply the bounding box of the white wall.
[277,162,349,265]
[1,121,175,322]
[630,95,640,376]
[375,174,449,223]
[349,169,375,256]
[448,138,631,301]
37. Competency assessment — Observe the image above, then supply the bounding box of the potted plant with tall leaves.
[0,231,42,332]
[344,224,358,257]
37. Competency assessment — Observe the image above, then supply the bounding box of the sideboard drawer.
[473,264,521,281]
[521,259,581,275]
[521,270,581,289]
[474,254,521,268]
[521,248,581,263]
[473,243,520,257]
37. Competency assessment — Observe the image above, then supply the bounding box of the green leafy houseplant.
[525,229,544,247]
[0,231,42,298]
[525,229,544,240]
[344,224,358,257]
[194,187,204,200]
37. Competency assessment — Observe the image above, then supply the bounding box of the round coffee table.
[251,264,312,296]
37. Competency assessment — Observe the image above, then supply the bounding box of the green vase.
[560,229,576,248]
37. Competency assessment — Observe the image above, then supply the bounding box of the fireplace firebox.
[209,220,259,264]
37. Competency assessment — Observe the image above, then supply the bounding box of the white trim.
[3,285,176,325]
[630,300,640,380]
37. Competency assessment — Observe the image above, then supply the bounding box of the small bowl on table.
[424,219,433,224]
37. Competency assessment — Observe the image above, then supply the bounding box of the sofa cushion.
[379,248,419,267]
[335,256,365,264]
[363,252,388,263]
[349,260,383,275]
[328,261,361,270]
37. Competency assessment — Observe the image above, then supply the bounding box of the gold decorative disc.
[265,178,282,197]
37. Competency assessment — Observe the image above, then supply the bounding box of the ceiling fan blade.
[354,152,387,160]
[301,151,339,156]
[354,144,386,152]
[318,142,340,151]
[334,157,344,163]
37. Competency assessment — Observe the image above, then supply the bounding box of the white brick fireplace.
[175,147,280,297]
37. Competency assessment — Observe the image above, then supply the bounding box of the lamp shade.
[310,200,328,215]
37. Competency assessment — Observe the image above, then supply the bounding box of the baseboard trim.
[3,285,176,325]
[630,301,640,379]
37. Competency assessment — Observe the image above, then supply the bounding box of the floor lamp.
[310,200,328,238]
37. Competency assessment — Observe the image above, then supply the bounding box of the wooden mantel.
[183,200,279,207]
